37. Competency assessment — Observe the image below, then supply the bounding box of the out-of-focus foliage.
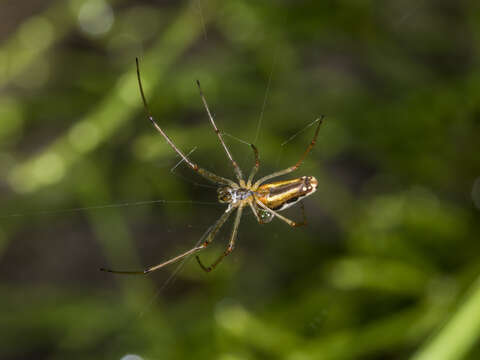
[1,0,480,359]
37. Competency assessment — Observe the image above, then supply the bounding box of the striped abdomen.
[256,176,318,212]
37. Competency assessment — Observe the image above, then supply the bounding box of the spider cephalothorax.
[100,58,324,275]
[217,186,254,205]
[217,186,233,203]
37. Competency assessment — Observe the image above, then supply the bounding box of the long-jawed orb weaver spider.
[100,58,324,275]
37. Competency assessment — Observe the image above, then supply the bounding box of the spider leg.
[100,206,235,275]
[197,204,244,272]
[248,200,261,223]
[255,199,306,227]
[252,116,324,189]
[249,200,276,225]
[247,143,260,187]
[136,58,237,188]
[215,133,259,186]
[196,80,245,184]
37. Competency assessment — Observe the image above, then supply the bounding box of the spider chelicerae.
[101,58,323,274]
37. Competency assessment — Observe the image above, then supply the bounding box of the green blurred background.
[1,0,480,359]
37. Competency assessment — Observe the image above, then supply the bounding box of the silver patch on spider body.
[258,208,274,223]
[272,192,309,212]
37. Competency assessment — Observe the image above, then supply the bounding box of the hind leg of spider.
[252,116,324,189]
[100,206,235,275]
[100,244,206,275]
[255,199,307,228]
[197,205,244,272]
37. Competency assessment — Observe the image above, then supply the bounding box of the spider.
[100,58,323,274]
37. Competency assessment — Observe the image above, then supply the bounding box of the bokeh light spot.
[69,121,101,153]
[215,301,248,335]
[120,354,143,360]
[78,0,114,36]
[33,152,66,186]
[18,16,54,49]
[8,152,66,194]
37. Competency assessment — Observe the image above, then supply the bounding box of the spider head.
[217,186,233,203]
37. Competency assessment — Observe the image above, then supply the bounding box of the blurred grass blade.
[412,275,480,360]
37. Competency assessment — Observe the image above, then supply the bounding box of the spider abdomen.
[256,176,318,211]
